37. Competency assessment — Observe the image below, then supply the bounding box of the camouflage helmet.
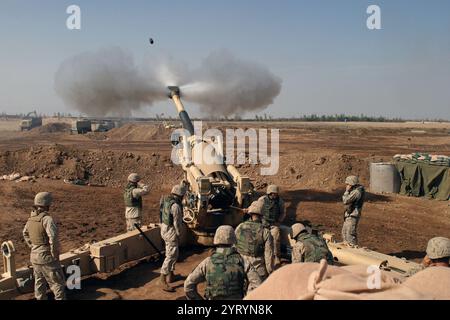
[128,173,141,183]
[213,225,236,246]
[34,192,53,207]
[247,201,263,215]
[171,185,186,197]
[266,184,279,194]
[426,237,450,259]
[290,223,306,239]
[345,176,359,186]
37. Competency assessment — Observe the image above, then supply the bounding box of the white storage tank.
[370,162,400,194]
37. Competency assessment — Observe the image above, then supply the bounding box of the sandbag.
[244,260,450,300]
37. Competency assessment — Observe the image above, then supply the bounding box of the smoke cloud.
[181,50,282,116]
[55,47,282,117]
[54,47,166,117]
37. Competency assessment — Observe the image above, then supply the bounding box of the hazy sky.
[1,0,450,119]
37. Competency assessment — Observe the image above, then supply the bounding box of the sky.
[0,0,450,120]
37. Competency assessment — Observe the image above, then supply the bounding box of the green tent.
[395,161,450,201]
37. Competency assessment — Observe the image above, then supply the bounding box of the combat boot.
[274,257,281,270]
[167,271,182,283]
[159,273,175,292]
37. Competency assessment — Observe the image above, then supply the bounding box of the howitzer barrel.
[189,166,204,180]
[227,165,241,182]
[323,235,422,276]
[168,86,194,136]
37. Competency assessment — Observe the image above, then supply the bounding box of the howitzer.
[167,86,253,246]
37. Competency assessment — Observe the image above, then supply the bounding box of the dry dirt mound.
[33,122,71,134]
[38,122,71,133]
[0,144,183,189]
[85,132,108,141]
[0,142,376,191]
[106,123,173,141]
[236,152,376,192]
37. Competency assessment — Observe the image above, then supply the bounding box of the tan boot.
[274,257,281,270]
[159,273,175,292]
[167,271,181,283]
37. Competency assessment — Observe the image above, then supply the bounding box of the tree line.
[1,112,448,123]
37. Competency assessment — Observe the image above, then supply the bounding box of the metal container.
[113,120,122,128]
[370,162,400,194]
[71,120,92,134]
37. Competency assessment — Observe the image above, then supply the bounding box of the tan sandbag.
[245,260,450,300]
[341,264,405,286]
[401,267,450,300]
[244,262,346,300]
[361,266,450,300]
[298,261,404,300]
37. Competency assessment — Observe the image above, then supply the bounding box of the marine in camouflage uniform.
[406,237,450,276]
[342,176,365,246]
[257,185,285,268]
[159,185,185,292]
[124,173,149,231]
[184,225,246,300]
[290,223,334,264]
[235,201,274,293]
[22,192,66,300]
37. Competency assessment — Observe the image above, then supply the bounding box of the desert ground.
[0,118,449,300]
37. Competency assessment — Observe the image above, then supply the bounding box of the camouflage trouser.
[126,217,142,231]
[342,216,360,246]
[242,255,268,294]
[209,295,243,300]
[160,227,179,275]
[269,225,281,264]
[33,261,66,300]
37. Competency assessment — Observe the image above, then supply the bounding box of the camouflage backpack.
[261,196,281,225]
[236,221,265,257]
[159,195,181,226]
[205,247,245,300]
[297,233,334,264]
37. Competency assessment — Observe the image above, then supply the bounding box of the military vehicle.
[19,111,42,131]
[71,119,92,134]
[91,120,115,132]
